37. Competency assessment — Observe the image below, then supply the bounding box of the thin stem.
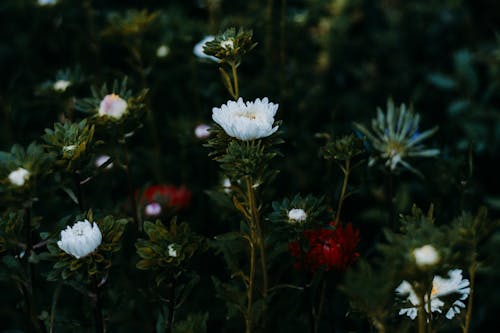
[463,264,476,333]
[121,140,140,229]
[279,0,287,101]
[246,233,256,333]
[386,172,396,228]
[49,283,62,333]
[313,279,327,333]
[417,290,426,333]
[92,276,104,333]
[73,171,85,213]
[23,206,34,333]
[246,177,268,297]
[231,61,240,100]
[335,159,351,223]
[165,277,176,333]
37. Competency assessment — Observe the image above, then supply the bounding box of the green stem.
[92,276,104,333]
[246,177,268,297]
[246,232,256,333]
[231,61,240,100]
[463,264,476,333]
[23,206,35,333]
[73,171,85,213]
[165,277,177,333]
[121,139,140,229]
[49,283,62,333]
[417,290,426,333]
[313,279,327,333]
[335,159,351,223]
[386,172,396,228]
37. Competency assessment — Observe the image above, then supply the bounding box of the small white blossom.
[145,202,162,216]
[57,220,102,259]
[98,94,128,119]
[220,39,234,49]
[8,167,30,187]
[288,208,307,223]
[212,97,279,140]
[53,79,71,92]
[38,0,57,6]
[194,124,211,139]
[168,244,177,257]
[62,144,77,153]
[156,45,170,58]
[413,244,440,267]
[95,155,113,169]
[222,178,231,193]
[193,35,218,62]
[396,269,470,320]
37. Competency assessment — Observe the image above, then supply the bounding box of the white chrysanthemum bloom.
[396,269,470,320]
[193,35,218,62]
[288,208,307,223]
[57,220,102,259]
[8,167,30,187]
[98,94,128,119]
[53,79,71,92]
[145,202,162,216]
[194,123,211,139]
[212,97,279,140]
[168,244,177,257]
[413,244,440,267]
[156,45,170,58]
[95,155,113,170]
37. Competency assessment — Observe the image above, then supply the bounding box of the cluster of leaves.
[135,218,204,285]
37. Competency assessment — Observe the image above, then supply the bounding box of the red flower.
[142,185,192,210]
[289,223,360,273]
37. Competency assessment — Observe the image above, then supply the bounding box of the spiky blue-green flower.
[354,99,439,176]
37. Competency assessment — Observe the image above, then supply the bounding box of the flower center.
[237,112,257,120]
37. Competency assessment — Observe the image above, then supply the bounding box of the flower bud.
[288,208,307,223]
[156,45,170,58]
[168,244,177,257]
[8,167,30,187]
[98,94,128,119]
[413,244,440,267]
[194,124,211,139]
[53,79,71,92]
[145,202,162,216]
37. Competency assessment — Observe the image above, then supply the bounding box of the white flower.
[194,123,211,139]
[98,94,128,119]
[193,35,218,62]
[288,208,307,223]
[145,202,162,216]
[156,45,170,58]
[57,220,102,259]
[413,244,440,267]
[212,97,279,140]
[8,167,30,187]
[168,244,177,257]
[53,79,71,92]
[220,39,234,50]
[95,155,113,170]
[396,269,470,320]
[222,178,232,193]
[38,0,57,6]
[62,144,77,152]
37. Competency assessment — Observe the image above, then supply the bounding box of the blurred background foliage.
[0,0,499,332]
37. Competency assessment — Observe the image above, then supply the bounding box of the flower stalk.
[92,275,104,333]
[335,158,351,223]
